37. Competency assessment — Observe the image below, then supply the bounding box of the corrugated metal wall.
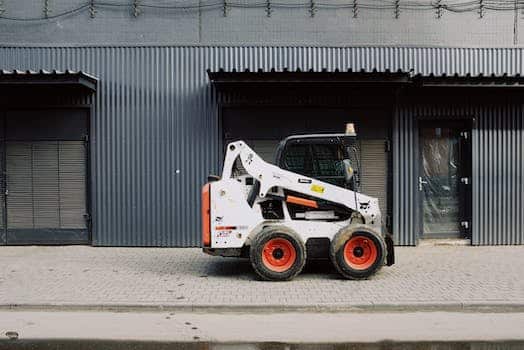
[392,105,418,245]
[1,47,222,246]
[394,102,524,245]
[1,46,524,246]
[475,104,524,245]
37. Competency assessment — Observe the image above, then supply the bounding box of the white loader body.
[205,141,383,250]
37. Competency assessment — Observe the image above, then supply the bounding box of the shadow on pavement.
[200,257,340,280]
[202,258,254,279]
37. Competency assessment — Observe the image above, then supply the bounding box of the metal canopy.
[207,68,412,87]
[208,68,524,89]
[413,73,524,88]
[0,69,98,92]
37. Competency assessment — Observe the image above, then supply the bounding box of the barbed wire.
[0,0,521,21]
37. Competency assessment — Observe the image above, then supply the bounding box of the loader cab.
[275,134,358,189]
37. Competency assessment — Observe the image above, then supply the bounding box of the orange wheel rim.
[343,235,378,270]
[262,238,297,272]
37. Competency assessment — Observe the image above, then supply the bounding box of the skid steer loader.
[202,127,394,281]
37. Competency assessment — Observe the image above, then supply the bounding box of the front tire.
[250,226,306,281]
[330,225,386,280]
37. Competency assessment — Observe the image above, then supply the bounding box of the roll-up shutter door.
[2,108,89,245]
[59,141,88,228]
[6,141,87,241]
[359,139,388,216]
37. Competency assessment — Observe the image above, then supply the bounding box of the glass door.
[418,121,471,238]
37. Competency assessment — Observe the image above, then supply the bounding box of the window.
[282,144,312,177]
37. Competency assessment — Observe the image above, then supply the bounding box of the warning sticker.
[216,230,232,238]
[310,184,325,193]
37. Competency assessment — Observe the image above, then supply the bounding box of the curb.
[2,301,524,313]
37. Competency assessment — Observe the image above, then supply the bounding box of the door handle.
[418,177,428,191]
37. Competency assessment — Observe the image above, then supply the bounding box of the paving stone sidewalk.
[1,245,523,311]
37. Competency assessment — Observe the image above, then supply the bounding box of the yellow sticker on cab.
[310,184,325,193]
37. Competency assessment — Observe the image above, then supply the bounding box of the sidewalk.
[1,245,523,312]
[2,311,524,343]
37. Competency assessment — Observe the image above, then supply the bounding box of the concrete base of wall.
[418,238,472,246]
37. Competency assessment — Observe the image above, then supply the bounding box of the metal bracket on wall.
[44,0,50,19]
[394,0,400,18]
[479,0,484,18]
[266,0,272,17]
[89,0,96,18]
[223,0,228,17]
[83,213,92,229]
[435,0,442,18]
[133,0,141,17]
[309,0,317,17]
[384,140,391,152]
[353,0,358,18]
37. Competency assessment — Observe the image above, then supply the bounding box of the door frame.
[0,110,5,245]
[0,106,92,245]
[416,117,473,239]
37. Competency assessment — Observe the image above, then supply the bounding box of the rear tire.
[250,226,306,281]
[330,225,386,280]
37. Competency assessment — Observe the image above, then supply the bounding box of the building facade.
[0,1,523,246]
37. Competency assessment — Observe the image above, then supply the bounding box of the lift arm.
[221,141,381,228]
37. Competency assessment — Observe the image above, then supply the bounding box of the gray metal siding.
[1,46,524,246]
[394,103,524,246]
[392,106,418,246]
[0,2,521,48]
[474,104,524,245]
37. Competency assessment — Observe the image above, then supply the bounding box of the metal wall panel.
[474,104,524,245]
[394,103,524,246]
[1,46,524,246]
[392,106,418,246]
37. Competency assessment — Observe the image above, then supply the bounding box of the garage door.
[222,107,389,215]
[0,109,89,245]
[359,139,388,216]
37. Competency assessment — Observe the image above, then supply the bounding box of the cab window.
[282,144,312,177]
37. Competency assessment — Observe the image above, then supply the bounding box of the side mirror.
[342,159,354,183]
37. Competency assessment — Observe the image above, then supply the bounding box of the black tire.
[249,226,306,281]
[329,225,386,280]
